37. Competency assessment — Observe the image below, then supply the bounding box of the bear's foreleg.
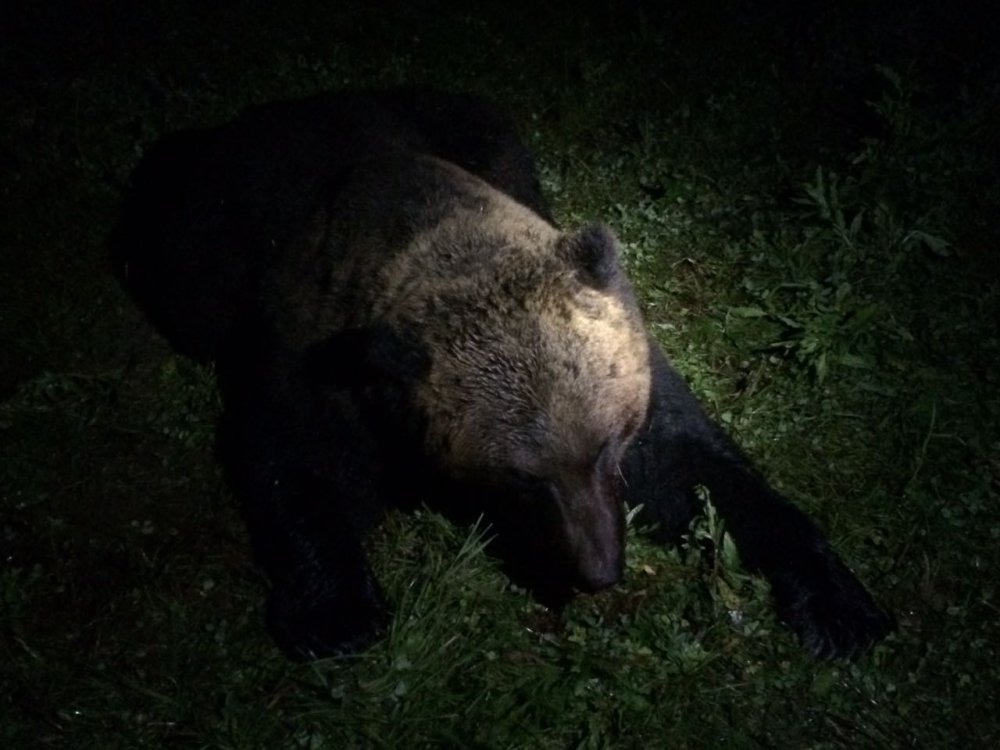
[621,343,892,658]
[216,340,390,660]
[237,460,389,660]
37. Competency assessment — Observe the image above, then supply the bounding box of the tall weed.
[732,67,955,382]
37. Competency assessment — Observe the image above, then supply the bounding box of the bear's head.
[305,157,651,601]
[377,181,652,599]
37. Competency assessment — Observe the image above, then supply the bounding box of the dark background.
[2,1,998,747]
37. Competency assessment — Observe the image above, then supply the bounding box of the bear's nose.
[572,542,623,592]
[557,475,625,592]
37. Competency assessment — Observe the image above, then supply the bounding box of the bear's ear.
[556,224,622,290]
[301,325,430,387]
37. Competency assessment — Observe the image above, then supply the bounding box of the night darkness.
[2,1,999,747]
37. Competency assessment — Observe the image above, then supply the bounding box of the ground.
[2,1,999,747]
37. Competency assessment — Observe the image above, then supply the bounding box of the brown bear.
[111,89,891,660]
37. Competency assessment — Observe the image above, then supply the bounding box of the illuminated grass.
[2,2,998,748]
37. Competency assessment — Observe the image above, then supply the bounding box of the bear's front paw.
[771,553,893,660]
[266,573,390,661]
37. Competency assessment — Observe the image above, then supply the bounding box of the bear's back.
[111,89,548,362]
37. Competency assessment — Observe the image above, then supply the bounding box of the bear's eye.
[594,439,617,472]
[596,428,635,474]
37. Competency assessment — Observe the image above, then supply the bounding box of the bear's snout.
[556,474,625,593]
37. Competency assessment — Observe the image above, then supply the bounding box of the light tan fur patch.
[366,158,651,478]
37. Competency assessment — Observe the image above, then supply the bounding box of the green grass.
[3,1,999,747]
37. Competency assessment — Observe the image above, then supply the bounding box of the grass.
[2,1,999,747]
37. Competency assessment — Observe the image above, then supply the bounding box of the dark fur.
[112,89,891,660]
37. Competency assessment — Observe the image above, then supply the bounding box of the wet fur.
[112,89,892,660]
